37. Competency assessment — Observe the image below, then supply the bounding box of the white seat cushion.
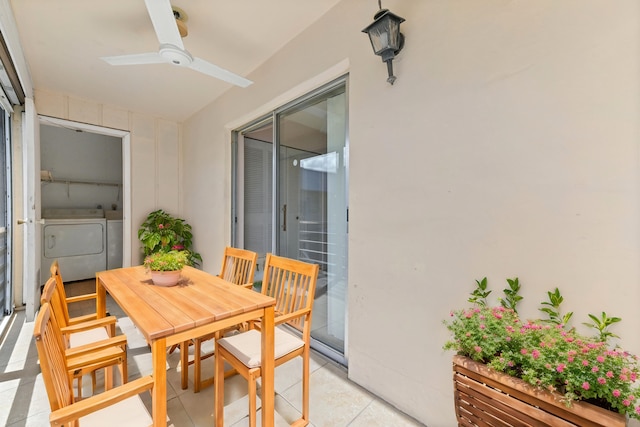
[217,327,304,369]
[80,395,153,426]
[69,327,110,348]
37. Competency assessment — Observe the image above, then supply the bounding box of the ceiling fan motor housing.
[159,44,192,66]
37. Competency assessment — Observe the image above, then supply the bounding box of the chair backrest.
[219,247,258,287]
[33,302,75,412]
[261,253,319,333]
[49,260,72,326]
[40,276,73,349]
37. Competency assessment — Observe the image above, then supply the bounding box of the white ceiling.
[9,0,342,122]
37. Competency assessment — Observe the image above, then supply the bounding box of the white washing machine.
[41,208,107,285]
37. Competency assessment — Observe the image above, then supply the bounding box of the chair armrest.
[253,309,310,331]
[66,292,97,304]
[67,313,98,325]
[65,335,127,358]
[273,309,310,326]
[66,346,124,373]
[48,376,154,426]
[61,316,116,334]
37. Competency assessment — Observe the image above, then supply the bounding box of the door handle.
[17,219,44,225]
[282,204,287,231]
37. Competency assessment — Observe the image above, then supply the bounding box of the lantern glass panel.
[367,16,400,54]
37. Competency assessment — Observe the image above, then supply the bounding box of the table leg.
[96,276,106,318]
[96,275,117,389]
[152,337,167,427]
[180,341,189,390]
[261,306,275,427]
[214,332,225,427]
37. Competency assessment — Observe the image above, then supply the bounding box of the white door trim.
[23,99,38,321]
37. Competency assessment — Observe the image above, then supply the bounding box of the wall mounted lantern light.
[361,0,406,85]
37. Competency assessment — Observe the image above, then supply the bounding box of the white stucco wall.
[181,1,640,425]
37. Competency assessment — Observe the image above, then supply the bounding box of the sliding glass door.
[0,107,11,320]
[233,78,348,362]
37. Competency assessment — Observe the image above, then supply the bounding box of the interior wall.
[181,1,640,425]
[34,89,182,266]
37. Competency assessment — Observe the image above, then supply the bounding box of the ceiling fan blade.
[101,52,165,66]
[190,57,253,87]
[144,0,184,49]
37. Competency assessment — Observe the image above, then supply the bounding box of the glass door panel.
[235,79,347,362]
[276,85,347,356]
[242,135,273,281]
[0,108,10,320]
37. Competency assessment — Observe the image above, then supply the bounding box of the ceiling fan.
[101,0,253,87]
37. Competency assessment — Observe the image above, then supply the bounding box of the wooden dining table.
[96,265,276,427]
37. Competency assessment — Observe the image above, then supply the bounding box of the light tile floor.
[0,281,425,427]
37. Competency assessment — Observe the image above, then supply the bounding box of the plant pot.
[150,269,182,287]
[452,355,627,427]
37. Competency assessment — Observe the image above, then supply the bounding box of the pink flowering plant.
[443,278,640,420]
[143,250,189,272]
[138,209,202,267]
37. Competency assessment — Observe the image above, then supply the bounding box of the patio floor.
[0,280,424,426]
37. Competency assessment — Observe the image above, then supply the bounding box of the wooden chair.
[41,277,128,397]
[181,246,258,392]
[34,302,156,427]
[214,253,319,427]
[48,260,119,346]
[218,246,259,290]
[49,260,106,326]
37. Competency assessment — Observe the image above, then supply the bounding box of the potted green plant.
[143,250,189,286]
[138,209,202,267]
[443,278,639,426]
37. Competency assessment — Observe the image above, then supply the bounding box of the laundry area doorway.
[37,117,131,286]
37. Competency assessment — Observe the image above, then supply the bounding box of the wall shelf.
[41,178,121,187]
[41,175,122,200]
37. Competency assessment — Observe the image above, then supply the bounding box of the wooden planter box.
[452,355,627,427]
